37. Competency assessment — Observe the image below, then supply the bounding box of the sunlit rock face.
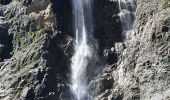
[27,0,56,28]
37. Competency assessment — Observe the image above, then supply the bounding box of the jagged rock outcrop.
[0,0,72,100]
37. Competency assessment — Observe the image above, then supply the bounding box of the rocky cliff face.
[0,0,169,100]
[0,0,72,99]
[91,0,170,100]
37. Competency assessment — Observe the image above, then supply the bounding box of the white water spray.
[118,0,136,32]
[71,0,94,99]
[117,0,136,84]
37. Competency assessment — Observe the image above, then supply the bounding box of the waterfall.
[118,0,136,32]
[70,0,136,98]
[117,0,136,84]
[71,0,94,99]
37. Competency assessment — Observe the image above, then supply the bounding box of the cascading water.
[71,0,95,100]
[118,0,136,32]
[70,0,136,99]
[117,0,136,84]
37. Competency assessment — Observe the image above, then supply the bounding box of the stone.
[89,77,114,97]
[104,48,118,65]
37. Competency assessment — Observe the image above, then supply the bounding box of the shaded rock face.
[0,0,169,100]
[93,0,123,56]
[0,0,12,5]
[51,0,73,36]
[0,16,13,61]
